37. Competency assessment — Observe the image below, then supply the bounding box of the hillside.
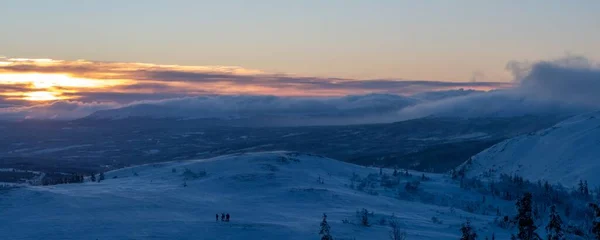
[0,115,563,185]
[0,152,517,240]
[460,111,600,187]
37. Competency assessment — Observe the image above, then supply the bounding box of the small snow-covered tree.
[378,217,387,226]
[543,181,551,193]
[389,220,406,240]
[577,180,590,198]
[405,181,420,193]
[460,220,477,240]
[319,213,333,240]
[590,203,600,239]
[357,208,370,227]
[515,193,541,240]
[98,172,105,182]
[545,205,563,240]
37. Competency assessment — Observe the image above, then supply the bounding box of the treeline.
[453,168,600,239]
[461,191,600,239]
[348,166,600,239]
[40,172,106,186]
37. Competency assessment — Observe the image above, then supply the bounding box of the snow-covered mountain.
[1,152,516,240]
[460,111,600,187]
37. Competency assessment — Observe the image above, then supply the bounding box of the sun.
[0,72,128,101]
[0,73,107,88]
[23,91,61,101]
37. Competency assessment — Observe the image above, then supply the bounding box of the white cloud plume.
[395,56,600,119]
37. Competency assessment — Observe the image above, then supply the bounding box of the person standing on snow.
[226,213,230,222]
[216,214,219,221]
[221,213,225,221]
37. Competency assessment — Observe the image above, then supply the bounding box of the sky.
[2,1,599,81]
[0,1,599,120]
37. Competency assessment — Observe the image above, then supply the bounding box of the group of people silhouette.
[216,213,230,222]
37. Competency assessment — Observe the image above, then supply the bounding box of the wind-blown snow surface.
[0,152,512,240]
[462,111,600,187]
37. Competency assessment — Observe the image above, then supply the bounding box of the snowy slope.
[461,111,600,187]
[0,152,513,240]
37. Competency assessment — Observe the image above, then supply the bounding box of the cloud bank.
[395,56,600,119]
[1,56,599,123]
[88,94,420,120]
[0,101,119,121]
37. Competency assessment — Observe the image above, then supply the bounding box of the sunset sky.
[0,56,509,104]
[0,1,599,116]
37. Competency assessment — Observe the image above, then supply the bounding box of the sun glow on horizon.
[0,73,121,88]
[0,57,511,104]
[0,72,129,101]
[23,91,61,101]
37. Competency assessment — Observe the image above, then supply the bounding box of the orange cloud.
[0,56,511,104]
